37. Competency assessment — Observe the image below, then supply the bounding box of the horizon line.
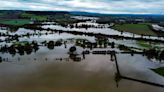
[0,9,164,15]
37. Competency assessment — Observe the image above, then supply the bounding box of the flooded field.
[0,21,164,92]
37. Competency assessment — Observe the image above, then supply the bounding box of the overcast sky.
[0,0,164,14]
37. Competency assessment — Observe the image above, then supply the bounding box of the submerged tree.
[8,45,16,56]
[145,49,159,60]
[69,46,76,53]
[69,46,78,61]
[32,41,39,52]
[55,40,62,46]
[47,41,55,50]
[24,44,33,55]
[0,57,2,63]
[17,45,25,56]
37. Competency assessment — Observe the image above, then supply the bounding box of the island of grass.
[112,24,157,36]
[152,67,164,77]
[137,41,164,50]
[159,22,164,27]
[0,19,32,26]
[137,41,152,49]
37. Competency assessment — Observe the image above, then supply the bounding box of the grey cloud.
[0,0,163,14]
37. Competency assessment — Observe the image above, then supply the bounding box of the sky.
[0,0,164,14]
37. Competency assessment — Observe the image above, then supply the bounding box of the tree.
[47,41,55,50]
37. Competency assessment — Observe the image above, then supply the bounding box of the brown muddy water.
[0,47,164,92]
[0,24,164,92]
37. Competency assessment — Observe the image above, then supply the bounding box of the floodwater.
[0,22,164,92]
[0,48,164,92]
[42,22,164,41]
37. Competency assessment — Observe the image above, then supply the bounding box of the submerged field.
[112,24,157,36]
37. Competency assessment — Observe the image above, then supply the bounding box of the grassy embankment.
[152,67,164,77]
[112,24,157,36]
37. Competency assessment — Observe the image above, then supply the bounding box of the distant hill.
[25,11,70,15]
[69,11,164,17]
[0,10,164,17]
[69,11,106,16]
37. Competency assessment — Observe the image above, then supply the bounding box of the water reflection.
[112,51,164,88]
[68,46,82,62]
[0,41,39,56]
[0,22,164,92]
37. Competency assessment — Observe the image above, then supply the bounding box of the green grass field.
[21,13,48,21]
[160,22,164,26]
[137,41,152,49]
[0,19,31,26]
[152,67,164,77]
[137,41,164,50]
[112,24,157,36]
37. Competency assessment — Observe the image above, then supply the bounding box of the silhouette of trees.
[0,41,40,56]
[144,49,164,61]
[55,40,62,46]
[96,36,109,48]
[145,49,158,60]
[24,44,33,55]
[32,41,39,52]
[159,50,164,61]
[8,45,16,56]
